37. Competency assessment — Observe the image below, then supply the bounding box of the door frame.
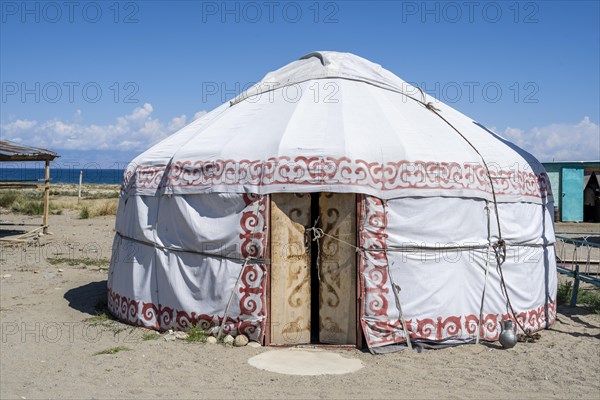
[264,192,365,348]
[264,195,272,346]
[355,194,365,349]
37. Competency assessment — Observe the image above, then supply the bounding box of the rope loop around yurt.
[114,231,269,340]
[307,213,414,349]
[418,97,536,341]
[494,242,538,341]
[176,72,536,342]
[290,77,539,340]
[305,226,544,255]
[114,232,270,265]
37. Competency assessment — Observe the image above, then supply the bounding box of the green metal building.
[543,161,600,222]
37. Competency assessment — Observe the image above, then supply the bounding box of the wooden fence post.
[42,160,50,234]
[570,264,580,307]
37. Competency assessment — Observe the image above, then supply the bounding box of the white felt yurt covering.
[108,51,556,352]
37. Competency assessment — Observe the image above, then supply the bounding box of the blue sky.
[1,0,599,166]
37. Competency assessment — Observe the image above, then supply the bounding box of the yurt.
[108,51,557,352]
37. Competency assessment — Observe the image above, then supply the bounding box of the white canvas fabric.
[109,51,557,351]
[122,51,551,204]
[108,193,269,341]
[359,196,556,349]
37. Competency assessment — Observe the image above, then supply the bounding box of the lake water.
[0,168,123,185]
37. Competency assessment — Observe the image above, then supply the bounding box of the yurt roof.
[124,51,551,204]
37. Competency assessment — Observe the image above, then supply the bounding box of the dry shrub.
[0,191,20,208]
[79,206,90,219]
[94,200,118,216]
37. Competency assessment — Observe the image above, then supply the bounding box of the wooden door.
[319,193,357,344]
[270,193,311,344]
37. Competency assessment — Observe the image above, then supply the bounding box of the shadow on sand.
[64,280,108,316]
[0,226,29,238]
[548,305,600,339]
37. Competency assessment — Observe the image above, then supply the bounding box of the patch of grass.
[94,200,118,216]
[142,332,161,341]
[0,191,19,208]
[11,199,44,215]
[48,257,110,267]
[48,183,120,198]
[111,326,129,336]
[557,281,573,305]
[93,346,131,356]
[84,312,113,325]
[49,189,69,196]
[83,310,134,336]
[77,200,118,219]
[79,206,90,219]
[578,289,600,314]
[2,187,118,217]
[186,324,210,343]
[50,189,119,199]
[2,190,64,215]
[557,281,600,314]
[47,199,74,211]
[87,191,120,199]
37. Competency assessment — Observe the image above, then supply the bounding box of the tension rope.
[305,83,539,342]
[414,87,536,340]
[217,259,249,340]
[115,231,270,265]
[306,226,543,254]
[124,77,540,342]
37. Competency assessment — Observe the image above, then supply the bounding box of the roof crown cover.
[125,51,551,204]
[231,51,412,105]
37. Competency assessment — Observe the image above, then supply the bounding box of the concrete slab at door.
[319,193,357,345]
[270,193,311,345]
[561,167,584,222]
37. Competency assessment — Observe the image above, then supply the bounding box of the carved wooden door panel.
[319,193,357,345]
[270,193,311,345]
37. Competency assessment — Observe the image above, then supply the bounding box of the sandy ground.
[1,209,599,399]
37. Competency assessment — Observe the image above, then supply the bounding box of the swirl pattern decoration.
[121,157,552,201]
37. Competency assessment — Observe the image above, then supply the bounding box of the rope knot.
[308,227,324,241]
[426,102,440,112]
[493,239,507,264]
